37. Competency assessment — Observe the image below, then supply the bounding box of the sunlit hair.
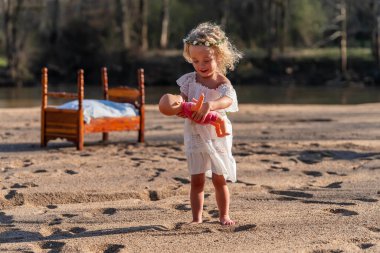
[182,22,243,75]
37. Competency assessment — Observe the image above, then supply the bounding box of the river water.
[1,84,380,108]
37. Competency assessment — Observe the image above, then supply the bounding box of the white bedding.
[58,99,139,124]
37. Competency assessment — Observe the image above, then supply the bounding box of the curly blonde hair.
[182,22,243,75]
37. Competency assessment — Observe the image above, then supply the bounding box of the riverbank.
[0,104,379,252]
[2,48,380,87]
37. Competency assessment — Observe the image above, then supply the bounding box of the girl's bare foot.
[220,216,235,226]
[189,220,202,225]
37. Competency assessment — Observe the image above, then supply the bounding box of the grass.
[244,47,373,60]
[0,56,6,67]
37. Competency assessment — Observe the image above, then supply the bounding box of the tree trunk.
[50,0,60,44]
[139,0,148,51]
[117,0,132,50]
[371,0,380,68]
[376,15,380,68]
[279,0,289,53]
[220,0,229,29]
[266,0,276,60]
[340,0,347,77]
[160,0,169,49]
[2,0,24,86]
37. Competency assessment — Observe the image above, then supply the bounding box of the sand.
[0,104,379,253]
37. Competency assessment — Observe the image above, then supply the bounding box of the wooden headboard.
[101,67,145,107]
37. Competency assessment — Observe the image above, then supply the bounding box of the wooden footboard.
[44,108,83,148]
[41,67,145,150]
[41,68,84,150]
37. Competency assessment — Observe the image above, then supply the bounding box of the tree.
[339,0,348,77]
[139,0,148,51]
[160,0,170,49]
[116,0,132,50]
[2,0,24,85]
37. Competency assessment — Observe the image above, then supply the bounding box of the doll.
[159,93,229,137]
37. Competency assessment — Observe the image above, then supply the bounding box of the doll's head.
[158,93,184,116]
[182,22,243,75]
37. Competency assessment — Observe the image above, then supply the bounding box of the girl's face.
[188,45,219,79]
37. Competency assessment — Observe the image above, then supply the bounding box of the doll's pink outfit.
[181,102,218,124]
[177,72,238,182]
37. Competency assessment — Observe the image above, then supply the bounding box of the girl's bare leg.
[190,173,205,223]
[212,173,235,225]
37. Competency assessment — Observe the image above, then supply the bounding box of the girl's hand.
[192,101,211,123]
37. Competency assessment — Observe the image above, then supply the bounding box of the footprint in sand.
[149,190,159,201]
[34,169,47,173]
[48,218,63,226]
[173,177,190,184]
[354,198,378,203]
[302,171,323,177]
[104,244,125,253]
[148,168,166,182]
[103,208,117,215]
[69,227,87,234]
[327,208,358,216]
[234,152,252,157]
[367,227,380,233]
[208,210,219,218]
[0,212,14,224]
[65,169,78,175]
[23,159,33,167]
[40,241,65,251]
[168,156,187,161]
[358,243,375,250]
[232,224,257,232]
[131,157,145,161]
[11,182,38,188]
[326,171,347,176]
[322,181,343,188]
[10,183,28,189]
[40,226,71,237]
[5,190,17,200]
[270,166,290,172]
[174,204,191,211]
[62,213,78,218]
[269,190,313,199]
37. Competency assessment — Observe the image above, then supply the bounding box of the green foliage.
[280,47,372,60]
[289,0,327,47]
[45,19,106,82]
[0,0,378,85]
[0,56,6,67]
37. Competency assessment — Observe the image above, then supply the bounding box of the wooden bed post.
[101,67,109,142]
[41,67,48,147]
[77,69,84,150]
[138,68,145,143]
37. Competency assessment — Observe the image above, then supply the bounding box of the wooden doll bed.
[40,67,145,150]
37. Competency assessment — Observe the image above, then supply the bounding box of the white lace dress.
[177,72,239,182]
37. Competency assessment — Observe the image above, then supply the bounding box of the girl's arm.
[192,96,232,122]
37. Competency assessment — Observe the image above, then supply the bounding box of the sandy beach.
[0,103,379,252]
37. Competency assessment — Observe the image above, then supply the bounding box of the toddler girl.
[176,22,242,225]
